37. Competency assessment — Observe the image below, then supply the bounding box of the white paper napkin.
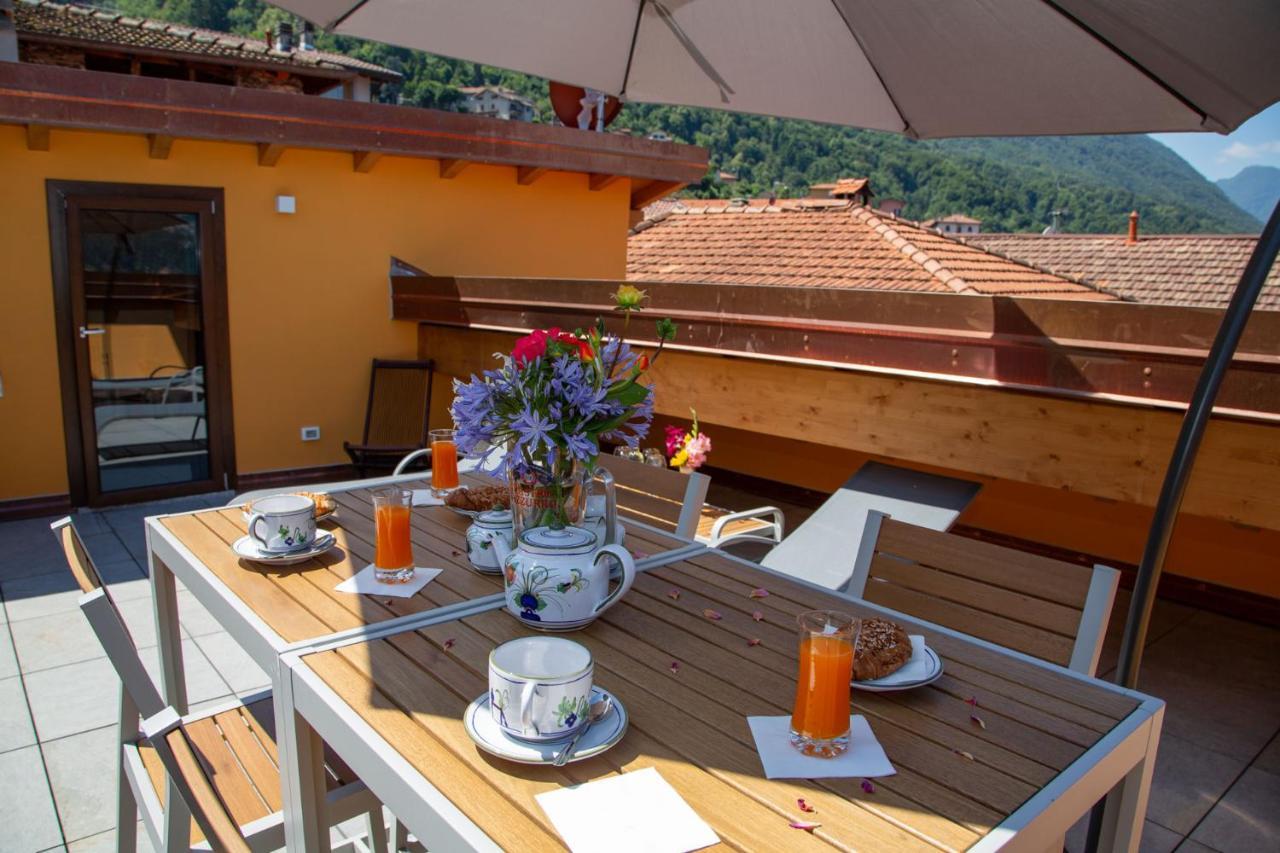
[747,715,896,780]
[334,564,442,598]
[536,767,718,853]
[411,490,445,507]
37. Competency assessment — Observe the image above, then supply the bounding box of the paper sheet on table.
[411,490,444,507]
[536,767,718,853]
[335,564,441,598]
[747,715,896,779]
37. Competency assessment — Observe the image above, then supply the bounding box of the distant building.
[876,197,906,218]
[716,170,738,184]
[808,177,875,206]
[457,85,536,121]
[925,214,982,236]
[647,130,672,142]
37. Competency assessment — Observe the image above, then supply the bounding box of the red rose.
[512,329,550,365]
[637,354,650,371]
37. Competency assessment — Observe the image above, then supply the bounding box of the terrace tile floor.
[1,490,1275,851]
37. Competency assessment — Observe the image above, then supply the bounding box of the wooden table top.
[298,549,1143,851]
[154,472,692,647]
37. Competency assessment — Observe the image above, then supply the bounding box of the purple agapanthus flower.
[511,406,554,453]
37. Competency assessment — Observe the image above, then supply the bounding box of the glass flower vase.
[507,448,590,536]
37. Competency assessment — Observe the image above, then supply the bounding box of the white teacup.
[247,494,316,553]
[488,636,593,742]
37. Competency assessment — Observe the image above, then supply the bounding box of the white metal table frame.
[143,465,706,851]
[280,548,1163,853]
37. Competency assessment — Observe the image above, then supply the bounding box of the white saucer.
[232,531,337,565]
[853,645,944,692]
[463,685,628,765]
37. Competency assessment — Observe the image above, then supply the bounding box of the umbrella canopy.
[276,0,1279,138]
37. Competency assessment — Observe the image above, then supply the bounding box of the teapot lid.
[517,525,597,554]
[475,508,512,527]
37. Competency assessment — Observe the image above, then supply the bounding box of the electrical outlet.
[300,426,320,441]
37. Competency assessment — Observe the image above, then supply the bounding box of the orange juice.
[375,504,413,569]
[791,635,854,740]
[431,439,459,490]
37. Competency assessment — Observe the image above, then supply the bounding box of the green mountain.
[1217,166,1280,224]
[92,0,1264,234]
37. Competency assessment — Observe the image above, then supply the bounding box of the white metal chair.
[848,511,1119,675]
[698,505,786,551]
[51,517,390,852]
[597,453,711,540]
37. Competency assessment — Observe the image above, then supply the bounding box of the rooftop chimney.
[274,22,293,52]
[300,21,316,51]
[0,0,18,63]
[1127,210,1140,245]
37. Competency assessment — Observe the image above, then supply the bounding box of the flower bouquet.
[451,286,676,531]
[665,409,712,472]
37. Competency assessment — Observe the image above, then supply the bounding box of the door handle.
[79,326,106,338]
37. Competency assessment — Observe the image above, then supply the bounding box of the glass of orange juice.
[430,428,460,496]
[372,488,414,583]
[790,610,860,757]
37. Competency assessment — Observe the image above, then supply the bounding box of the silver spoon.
[552,696,613,766]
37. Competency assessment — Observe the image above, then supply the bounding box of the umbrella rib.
[329,0,372,32]
[619,0,647,98]
[1036,0,1211,127]
[826,0,913,137]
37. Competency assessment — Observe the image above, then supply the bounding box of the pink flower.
[684,432,712,469]
[664,424,686,458]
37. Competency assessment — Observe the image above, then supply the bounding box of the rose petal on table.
[702,608,723,620]
[442,638,456,651]
[632,550,649,560]
[667,589,681,600]
[789,821,821,831]
[747,638,761,647]
[965,696,979,707]
[752,610,765,622]
[749,587,769,599]
[860,779,875,794]
[796,798,815,813]
[953,749,975,761]
[451,550,462,557]
[669,661,680,674]
[970,714,987,730]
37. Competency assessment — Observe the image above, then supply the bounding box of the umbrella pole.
[1083,196,1280,852]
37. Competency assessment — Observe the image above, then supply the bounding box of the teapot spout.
[488,531,512,563]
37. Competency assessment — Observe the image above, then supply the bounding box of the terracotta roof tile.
[15,0,401,80]
[628,201,1113,301]
[964,233,1280,310]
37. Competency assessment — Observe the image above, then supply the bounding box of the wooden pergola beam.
[25,123,50,151]
[257,142,285,167]
[438,158,470,179]
[147,133,174,160]
[588,173,623,192]
[516,165,547,186]
[630,180,683,210]
[353,149,382,173]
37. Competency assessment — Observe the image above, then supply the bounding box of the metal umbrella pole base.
[1083,199,1280,852]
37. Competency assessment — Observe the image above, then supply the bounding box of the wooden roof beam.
[516,165,548,186]
[631,180,683,210]
[25,124,50,151]
[588,173,623,192]
[353,149,382,173]
[147,133,174,160]
[438,158,470,179]
[257,142,285,167]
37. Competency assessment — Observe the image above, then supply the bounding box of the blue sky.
[1152,102,1280,181]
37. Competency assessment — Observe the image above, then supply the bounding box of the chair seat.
[696,505,773,540]
[134,696,358,844]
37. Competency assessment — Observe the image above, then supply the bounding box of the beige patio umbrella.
[276,0,1279,137]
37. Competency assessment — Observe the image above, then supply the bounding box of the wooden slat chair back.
[597,454,710,540]
[850,512,1119,674]
[52,517,165,718]
[345,358,435,476]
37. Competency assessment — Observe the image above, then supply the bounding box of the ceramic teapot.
[464,509,514,574]
[493,525,635,631]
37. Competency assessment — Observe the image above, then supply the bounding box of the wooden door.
[48,181,235,507]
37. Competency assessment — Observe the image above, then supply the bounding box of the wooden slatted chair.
[597,453,710,540]
[849,511,1119,674]
[344,359,436,477]
[51,517,390,853]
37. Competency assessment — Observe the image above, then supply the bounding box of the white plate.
[232,531,337,566]
[853,645,944,692]
[463,685,628,765]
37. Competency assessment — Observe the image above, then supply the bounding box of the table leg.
[148,538,188,714]
[1097,711,1163,852]
[277,660,332,853]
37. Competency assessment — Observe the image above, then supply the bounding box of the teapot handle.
[591,544,635,615]
[594,467,618,547]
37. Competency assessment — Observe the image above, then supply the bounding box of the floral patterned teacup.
[246,494,316,553]
[488,636,593,742]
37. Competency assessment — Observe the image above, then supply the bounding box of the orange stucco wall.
[0,125,630,502]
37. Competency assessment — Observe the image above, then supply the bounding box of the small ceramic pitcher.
[465,509,514,573]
